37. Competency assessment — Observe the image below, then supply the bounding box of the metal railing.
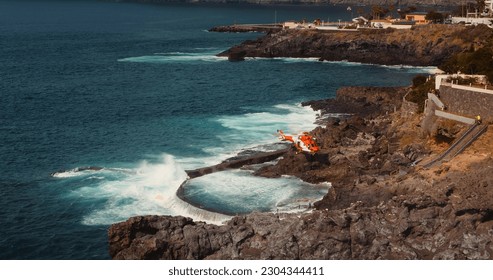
[422,124,486,168]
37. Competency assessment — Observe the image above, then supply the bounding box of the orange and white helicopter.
[277,130,320,154]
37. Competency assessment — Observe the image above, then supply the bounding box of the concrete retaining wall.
[428,92,445,110]
[439,85,493,123]
[435,110,476,125]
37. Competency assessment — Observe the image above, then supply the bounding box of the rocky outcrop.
[108,0,493,262]
[304,86,407,118]
[109,146,493,260]
[218,25,493,66]
[109,172,493,260]
[184,149,288,179]
[108,85,493,259]
[254,86,416,184]
[108,87,493,259]
[209,25,281,33]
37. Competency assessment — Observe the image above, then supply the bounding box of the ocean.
[0,0,435,259]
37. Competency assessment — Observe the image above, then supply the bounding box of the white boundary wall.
[435,74,490,91]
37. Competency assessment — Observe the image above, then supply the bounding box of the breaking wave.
[69,154,230,226]
[51,167,133,178]
[323,60,439,73]
[119,50,438,74]
[54,103,323,226]
[201,103,319,164]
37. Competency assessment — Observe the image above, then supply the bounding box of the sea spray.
[205,104,320,160]
[135,154,187,189]
[58,103,320,226]
[181,169,330,216]
[75,154,229,226]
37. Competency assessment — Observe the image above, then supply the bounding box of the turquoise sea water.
[0,0,435,259]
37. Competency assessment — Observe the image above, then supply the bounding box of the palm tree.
[477,0,486,12]
[371,5,389,20]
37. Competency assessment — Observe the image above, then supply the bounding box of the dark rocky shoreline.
[216,25,493,66]
[107,23,493,260]
[108,85,493,259]
[209,24,282,33]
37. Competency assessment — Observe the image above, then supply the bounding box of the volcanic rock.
[217,25,493,66]
[108,85,493,260]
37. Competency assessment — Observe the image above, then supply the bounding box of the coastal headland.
[108,25,493,259]
[216,24,492,66]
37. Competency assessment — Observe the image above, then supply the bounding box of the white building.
[434,74,488,90]
[451,16,493,27]
[450,1,493,27]
[452,0,493,28]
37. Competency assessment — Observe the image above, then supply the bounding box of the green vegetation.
[403,24,493,114]
[440,46,493,82]
[446,76,480,86]
[370,5,390,20]
[439,25,493,82]
[406,75,435,113]
[453,0,486,16]
[412,75,427,87]
[425,11,446,23]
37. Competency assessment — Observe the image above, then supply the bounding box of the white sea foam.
[119,50,438,74]
[52,169,85,178]
[52,167,133,179]
[248,57,321,63]
[52,168,103,178]
[170,103,319,169]
[86,176,105,180]
[204,103,319,157]
[61,103,325,226]
[173,104,327,216]
[322,60,439,73]
[247,57,438,73]
[118,51,227,64]
[379,64,440,74]
[74,154,229,226]
[184,170,330,215]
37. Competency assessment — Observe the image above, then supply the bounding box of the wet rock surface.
[108,86,493,260]
[109,178,493,260]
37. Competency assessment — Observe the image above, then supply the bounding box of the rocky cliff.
[106,16,493,260]
[108,86,493,259]
[218,25,493,66]
[109,185,493,260]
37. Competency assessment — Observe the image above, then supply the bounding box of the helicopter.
[277,130,320,154]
